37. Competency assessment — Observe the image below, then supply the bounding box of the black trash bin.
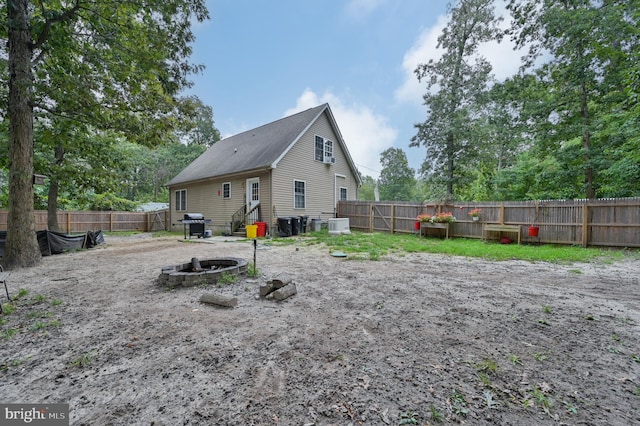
[277,217,292,237]
[290,216,300,235]
[299,215,309,233]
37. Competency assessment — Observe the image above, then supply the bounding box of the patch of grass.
[292,230,624,263]
[1,303,16,315]
[14,288,29,300]
[478,372,491,386]
[429,403,443,423]
[3,328,19,339]
[542,305,552,314]
[34,294,47,303]
[509,354,523,366]
[247,262,259,278]
[534,352,548,362]
[568,268,583,274]
[51,299,63,306]
[70,352,94,368]
[632,354,640,363]
[475,357,498,374]
[216,272,238,286]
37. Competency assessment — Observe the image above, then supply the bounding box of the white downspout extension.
[334,173,346,216]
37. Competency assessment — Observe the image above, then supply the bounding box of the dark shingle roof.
[166,104,329,186]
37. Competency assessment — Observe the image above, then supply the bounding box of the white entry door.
[246,177,260,224]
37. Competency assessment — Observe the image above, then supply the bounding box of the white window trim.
[339,186,348,201]
[293,179,306,209]
[222,182,231,199]
[314,135,334,162]
[175,189,187,212]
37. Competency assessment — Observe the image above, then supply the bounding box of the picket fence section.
[0,209,169,233]
[337,198,640,248]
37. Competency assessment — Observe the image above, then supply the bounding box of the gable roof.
[166,103,361,186]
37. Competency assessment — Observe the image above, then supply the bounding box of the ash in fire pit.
[158,257,248,288]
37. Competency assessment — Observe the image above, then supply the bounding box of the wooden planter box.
[420,222,449,239]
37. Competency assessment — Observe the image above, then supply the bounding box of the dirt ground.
[1,233,640,425]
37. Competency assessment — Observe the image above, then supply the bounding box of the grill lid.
[184,213,204,220]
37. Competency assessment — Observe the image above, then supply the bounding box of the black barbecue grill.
[181,213,212,239]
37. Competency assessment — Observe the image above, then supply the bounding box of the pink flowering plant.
[417,212,456,223]
[468,208,482,218]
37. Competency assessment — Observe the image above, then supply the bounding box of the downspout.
[269,169,274,234]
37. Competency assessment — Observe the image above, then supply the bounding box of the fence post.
[391,204,395,234]
[110,212,114,231]
[369,203,373,233]
[67,212,71,233]
[582,204,589,247]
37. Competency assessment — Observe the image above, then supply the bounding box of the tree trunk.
[5,0,42,269]
[47,146,66,232]
[446,132,455,196]
[47,179,61,232]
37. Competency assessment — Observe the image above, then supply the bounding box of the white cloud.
[394,15,448,108]
[286,88,397,179]
[395,2,525,108]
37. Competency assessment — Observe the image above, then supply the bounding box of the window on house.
[315,136,324,161]
[222,182,231,199]
[294,180,306,209]
[175,189,187,211]
[339,187,348,201]
[314,135,334,162]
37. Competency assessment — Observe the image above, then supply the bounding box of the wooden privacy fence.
[0,209,169,233]
[337,198,640,248]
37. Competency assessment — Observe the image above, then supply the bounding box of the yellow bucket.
[246,224,258,238]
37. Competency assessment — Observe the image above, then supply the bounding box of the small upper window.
[315,135,334,163]
[339,187,347,201]
[222,182,231,199]
[315,136,324,161]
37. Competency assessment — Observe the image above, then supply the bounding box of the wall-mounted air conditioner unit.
[323,156,336,164]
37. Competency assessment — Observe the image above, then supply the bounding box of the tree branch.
[32,0,82,50]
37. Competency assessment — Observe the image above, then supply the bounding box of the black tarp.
[0,230,104,258]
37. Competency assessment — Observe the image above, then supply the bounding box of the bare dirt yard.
[1,233,640,425]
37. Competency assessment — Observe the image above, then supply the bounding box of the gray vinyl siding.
[271,111,358,221]
[169,171,272,233]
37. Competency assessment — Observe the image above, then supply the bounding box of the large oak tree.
[2,0,208,268]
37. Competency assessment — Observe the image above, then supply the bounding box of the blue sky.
[186,0,521,179]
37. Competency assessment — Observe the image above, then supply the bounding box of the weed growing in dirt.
[0,357,28,372]
[484,390,500,408]
[537,318,550,325]
[429,404,443,423]
[34,294,47,303]
[216,272,238,286]
[14,288,29,300]
[632,354,640,363]
[70,352,94,368]
[1,303,16,315]
[542,305,552,314]
[475,357,498,373]
[534,352,548,362]
[51,299,63,306]
[563,400,578,414]
[2,328,18,339]
[509,354,523,365]
[531,385,552,412]
[247,262,259,278]
[399,411,419,425]
[450,390,469,416]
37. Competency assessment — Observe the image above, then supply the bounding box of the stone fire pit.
[158,257,248,288]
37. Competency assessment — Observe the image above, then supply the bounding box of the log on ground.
[200,293,238,308]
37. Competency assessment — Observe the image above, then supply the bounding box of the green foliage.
[88,193,139,212]
[378,148,416,201]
